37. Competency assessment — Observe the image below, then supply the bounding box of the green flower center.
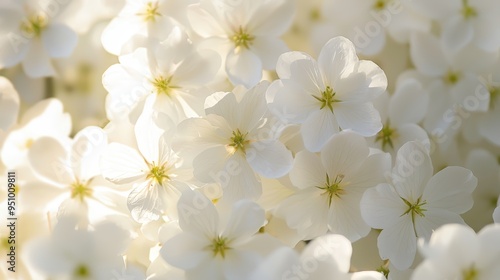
[138,2,162,22]
[70,180,92,202]
[313,86,340,112]
[228,129,249,154]
[373,0,391,11]
[152,76,178,96]
[231,26,255,49]
[20,13,48,37]
[463,266,478,280]
[489,86,499,110]
[74,264,90,278]
[462,0,477,19]
[376,121,398,151]
[147,163,170,184]
[310,8,321,21]
[401,196,427,221]
[444,70,461,85]
[318,174,346,206]
[209,236,231,258]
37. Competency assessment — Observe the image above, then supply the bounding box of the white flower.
[1,98,71,168]
[370,79,429,156]
[26,126,124,224]
[101,105,191,223]
[101,0,194,55]
[160,189,280,280]
[477,59,500,146]
[410,0,500,52]
[275,131,390,242]
[361,141,477,270]
[102,25,220,121]
[267,36,386,152]
[412,223,500,280]
[0,0,78,77]
[410,32,494,136]
[251,234,386,280]
[313,0,430,56]
[27,216,130,280]
[463,149,500,231]
[177,82,293,202]
[187,0,295,87]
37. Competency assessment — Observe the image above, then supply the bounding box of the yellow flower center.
[20,12,48,37]
[462,266,478,280]
[489,86,499,110]
[313,86,340,112]
[373,0,391,11]
[138,2,162,22]
[376,121,398,151]
[318,174,346,206]
[70,180,93,202]
[401,196,427,221]
[74,264,91,278]
[152,76,178,96]
[444,70,461,85]
[209,236,231,258]
[228,129,250,154]
[147,163,170,184]
[231,26,255,49]
[462,0,477,19]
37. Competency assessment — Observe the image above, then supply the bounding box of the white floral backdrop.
[0,0,500,279]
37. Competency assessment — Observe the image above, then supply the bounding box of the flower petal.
[301,109,339,152]
[328,191,371,242]
[226,48,262,87]
[414,208,465,241]
[250,37,288,70]
[410,33,448,77]
[321,131,369,178]
[247,140,293,178]
[422,166,477,214]
[223,200,265,241]
[100,142,148,184]
[441,15,474,53]
[361,183,407,229]
[390,141,432,201]
[177,188,219,237]
[302,234,352,274]
[289,150,326,189]
[128,180,164,223]
[41,24,78,58]
[22,38,56,78]
[224,154,262,201]
[267,79,318,124]
[71,126,108,181]
[275,51,311,79]
[318,36,358,85]
[334,102,382,137]
[223,250,261,280]
[377,216,417,270]
[160,232,211,270]
[389,79,429,126]
[28,136,72,183]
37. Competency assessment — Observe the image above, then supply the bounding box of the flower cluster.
[1,0,500,279]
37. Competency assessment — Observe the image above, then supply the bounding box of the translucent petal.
[41,24,77,58]
[246,140,293,179]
